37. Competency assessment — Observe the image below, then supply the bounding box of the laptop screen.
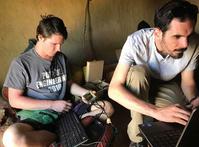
[176,108,199,147]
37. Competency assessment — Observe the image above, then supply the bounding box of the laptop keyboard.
[55,111,88,147]
[149,129,181,147]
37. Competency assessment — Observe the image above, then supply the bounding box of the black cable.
[91,100,109,119]
[83,0,96,60]
[81,141,102,146]
[74,99,108,120]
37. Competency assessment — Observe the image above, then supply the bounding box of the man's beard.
[171,53,183,59]
[170,48,187,59]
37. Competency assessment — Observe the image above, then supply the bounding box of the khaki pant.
[126,65,186,143]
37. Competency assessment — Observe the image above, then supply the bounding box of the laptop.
[55,111,88,147]
[139,108,199,147]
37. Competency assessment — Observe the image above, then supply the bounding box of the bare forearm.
[70,83,88,97]
[108,84,157,118]
[108,83,190,125]
[9,95,53,110]
[181,81,198,101]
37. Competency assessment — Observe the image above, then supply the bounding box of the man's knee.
[3,126,20,147]
[127,65,150,84]
[126,65,150,99]
[2,123,32,147]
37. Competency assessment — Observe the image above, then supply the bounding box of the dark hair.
[137,20,150,30]
[36,15,68,40]
[154,0,198,32]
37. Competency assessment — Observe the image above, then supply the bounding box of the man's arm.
[108,63,190,125]
[8,88,72,112]
[68,80,95,104]
[108,64,156,114]
[181,70,199,107]
[68,80,89,97]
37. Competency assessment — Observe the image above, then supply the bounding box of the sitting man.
[108,0,199,146]
[2,15,114,147]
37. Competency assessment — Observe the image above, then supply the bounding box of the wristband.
[189,96,198,103]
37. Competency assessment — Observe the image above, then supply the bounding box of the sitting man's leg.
[2,122,56,147]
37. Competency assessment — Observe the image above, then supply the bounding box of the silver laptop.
[139,108,199,147]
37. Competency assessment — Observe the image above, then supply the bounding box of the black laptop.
[139,108,199,147]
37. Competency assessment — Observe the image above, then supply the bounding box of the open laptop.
[139,108,199,147]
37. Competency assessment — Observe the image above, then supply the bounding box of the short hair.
[154,0,198,32]
[36,15,68,40]
[137,20,150,30]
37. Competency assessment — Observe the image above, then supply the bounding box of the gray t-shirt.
[119,28,199,81]
[4,48,71,100]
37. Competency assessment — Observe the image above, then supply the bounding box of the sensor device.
[83,91,97,104]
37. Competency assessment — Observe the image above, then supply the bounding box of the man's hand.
[51,100,72,112]
[190,97,199,109]
[154,104,191,125]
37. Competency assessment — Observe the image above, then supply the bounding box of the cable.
[81,141,102,146]
[73,97,111,124]
[83,0,96,60]
[91,101,112,124]
[83,0,89,50]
